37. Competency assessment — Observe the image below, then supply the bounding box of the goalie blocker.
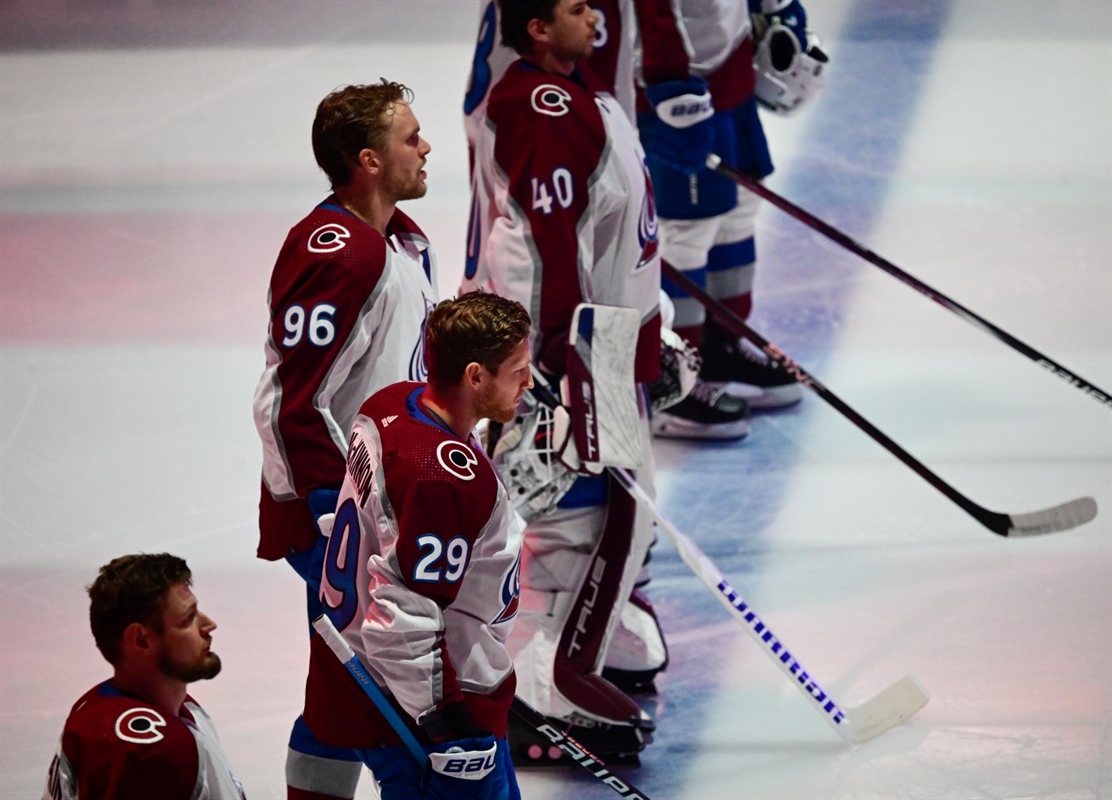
[493,304,665,765]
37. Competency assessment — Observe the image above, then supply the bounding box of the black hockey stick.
[706,153,1112,411]
[314,615,654,798]
[662,261,1098,537]
[527,367,927,743]
[509,699,653,799]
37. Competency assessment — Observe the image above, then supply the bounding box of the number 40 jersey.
[303,381,525,747]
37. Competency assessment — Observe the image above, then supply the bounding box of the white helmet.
[752,14,829,115]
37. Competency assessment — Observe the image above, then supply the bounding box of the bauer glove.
[643,78,715,174]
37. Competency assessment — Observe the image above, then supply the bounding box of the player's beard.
[158,646,222,683]
[383,162,427,203]
[477,382,519,425]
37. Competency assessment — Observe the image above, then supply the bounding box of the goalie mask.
[752,14,829,115]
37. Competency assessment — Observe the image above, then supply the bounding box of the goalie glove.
[492,395,597,522]
[751,0,829,115]
[647,328,701,412]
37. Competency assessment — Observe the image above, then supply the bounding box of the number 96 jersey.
[303,381,525,747]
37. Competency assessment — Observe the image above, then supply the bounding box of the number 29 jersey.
[304,381,525,746]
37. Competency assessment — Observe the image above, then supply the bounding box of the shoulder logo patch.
[307,223,351,254]
[381,415,398,427]
[436,440,478,481]
[115,707,167,744]
[531,84,572,117]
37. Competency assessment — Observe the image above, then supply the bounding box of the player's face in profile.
[155,582,222,683]
[546,0,599,64]
[478,338,533,424]
[381,101,430,203]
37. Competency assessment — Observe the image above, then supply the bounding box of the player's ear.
[357,148,380,175]
[464,361,484,391]
[121,622,153,656]
[526,17,549,47]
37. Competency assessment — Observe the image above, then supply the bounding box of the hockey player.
[252,80,438,799]
[462,0,665,763]
[43,554,244,800]
[464,0,749,439]
[300,291,531,800]
[639,0,826,437]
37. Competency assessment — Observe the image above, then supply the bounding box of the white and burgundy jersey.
[43,683,244,800]
[303,381,524,747]
[463,60,661,382]
[253,200,438,560]
[463,0,637,141]
[635,0,756,112]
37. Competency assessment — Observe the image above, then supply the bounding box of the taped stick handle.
[311,614,428,765]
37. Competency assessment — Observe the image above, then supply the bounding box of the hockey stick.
[314,615,654,798]
[661,261,1098,537]
[312,615,429,764]
[706,153,1112,411]
[611,466,929,744]
[509,698,653,799]
[527,369,927,743]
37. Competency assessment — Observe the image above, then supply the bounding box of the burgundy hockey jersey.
[254,200,437,560]
[303,382,524,748]
[463,60,661,382]
[43,682,244,800]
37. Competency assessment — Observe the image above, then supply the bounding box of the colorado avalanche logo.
[437,441,477,481]
[492,551,521,624]
[409,294,436,381]
[115,707,167,744]
[307,223,350,254]
[531,84,572,117]
[635,163,659,271]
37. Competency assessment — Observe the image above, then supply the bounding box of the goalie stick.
[661,262,1098,538]
[706,153,1112,411]
[528,369,928,743]
[313,615,654,799]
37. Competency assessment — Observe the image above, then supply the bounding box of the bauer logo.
[429,747,497,781]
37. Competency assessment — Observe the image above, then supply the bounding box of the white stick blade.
[1009,496,1097,537]
[840,675,929,744]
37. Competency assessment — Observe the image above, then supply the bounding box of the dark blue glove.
[753,0,809,51]
[643,77,715,174]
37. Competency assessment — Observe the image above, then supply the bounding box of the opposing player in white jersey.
[638,0,827,436]
[462,0,669,764]
[251,80,438,799]
[44,554,244,800]
[302,291,532,800]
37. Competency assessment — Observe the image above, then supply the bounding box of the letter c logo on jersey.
[531,84,572,117]
[307,223,351,254]
[436,441,477,481]
[115,707,168,744]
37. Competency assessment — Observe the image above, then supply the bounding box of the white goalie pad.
[565,304,643,469]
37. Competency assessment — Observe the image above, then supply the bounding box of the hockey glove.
[422,735,505,799]
[643,78,715,174]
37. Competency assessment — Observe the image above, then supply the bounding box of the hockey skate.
[508,708,655,768]
[698,329,802,409]
[651,378,749,439]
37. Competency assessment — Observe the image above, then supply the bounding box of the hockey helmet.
[752,14,829,115]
